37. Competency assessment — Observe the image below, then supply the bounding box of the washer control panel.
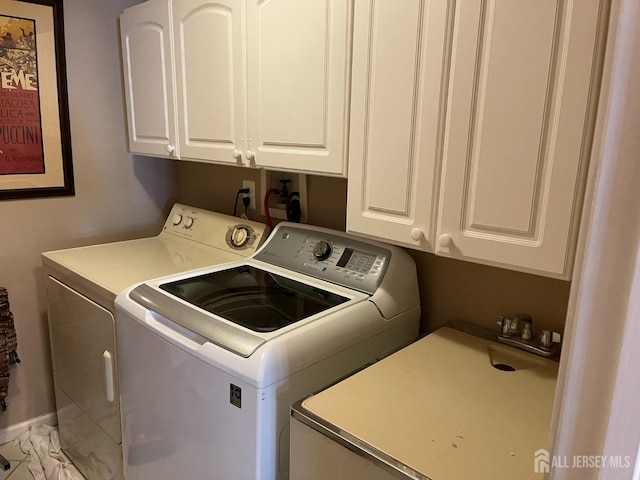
[254,225,391,294]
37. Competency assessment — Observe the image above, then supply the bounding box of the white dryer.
[115,222,421,480]
[42,204,267,480]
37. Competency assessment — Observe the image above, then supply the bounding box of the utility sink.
[488,345,551,372]
[295,326,559,480]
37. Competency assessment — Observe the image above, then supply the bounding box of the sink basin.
[488,345,550,371]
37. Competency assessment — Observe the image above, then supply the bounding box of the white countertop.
[301,327,558,479]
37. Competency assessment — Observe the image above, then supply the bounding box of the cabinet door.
[173,0,245,165]
[245,0,351,175]
[437,0,604,278]
[346,0,450,249]
[120,0,177,158]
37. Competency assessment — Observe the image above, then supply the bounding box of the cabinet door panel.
[438,0,603,277]
[246,0,351,175]
[174,0,244,164]
[347,0,450,249]
[120,0,176,158]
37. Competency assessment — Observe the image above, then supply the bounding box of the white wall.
[549,0,640,477]
[0,0,177,428]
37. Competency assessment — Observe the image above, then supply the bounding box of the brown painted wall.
[175,162,571,335]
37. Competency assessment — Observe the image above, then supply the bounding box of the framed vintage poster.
[0,0,72,200]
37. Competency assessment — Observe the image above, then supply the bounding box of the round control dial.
[226,225,255,250]
[313,240,333,261]
[231,227,248,246]
[172,214,183,226]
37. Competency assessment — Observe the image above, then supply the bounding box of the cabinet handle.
[103,350,115,403]
[438,234,452,248]
[245,150,255,161]
[166,144,176,155]
[232,149,242,160]
[410,228,424,241]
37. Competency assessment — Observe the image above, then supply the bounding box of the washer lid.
[159,265,350,333]
[129,283,267,358]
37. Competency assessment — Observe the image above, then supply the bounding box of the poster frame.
[0,0,73,200]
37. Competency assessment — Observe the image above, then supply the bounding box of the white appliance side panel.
[46,277,121,444]
[272,315,420,479]
[55,386,123,480]
[117,304,418,480]
[290,418,399,480]
[117,311,262,480]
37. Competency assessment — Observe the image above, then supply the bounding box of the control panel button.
[172,214,183,226]
[184,216,194,229]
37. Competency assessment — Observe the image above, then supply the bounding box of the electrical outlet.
[242,180,255,210]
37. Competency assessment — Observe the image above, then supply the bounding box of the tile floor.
[0,440,84,480]
[0,441,31,480]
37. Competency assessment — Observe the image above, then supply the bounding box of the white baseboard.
[0,412,57,445]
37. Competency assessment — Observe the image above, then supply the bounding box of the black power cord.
[242,195,251,217]
[286,191,301,222]
[233,188,250,217]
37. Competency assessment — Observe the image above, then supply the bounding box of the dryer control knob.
[313,240,333,261]
[226,225,253,249]
[184,216,194,229]
[232,227,248,246]
[172,214,183,226]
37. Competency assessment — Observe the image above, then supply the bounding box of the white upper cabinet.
[346,0,450,249]
[173,0,245,166]
[245,0,351,175]
[347,0,606,279]
[120,0,352,175]
[120,0,178,158]
[437,0,604,278]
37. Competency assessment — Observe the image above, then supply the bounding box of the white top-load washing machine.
[42,204,267,480]
[115,222,421,480]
